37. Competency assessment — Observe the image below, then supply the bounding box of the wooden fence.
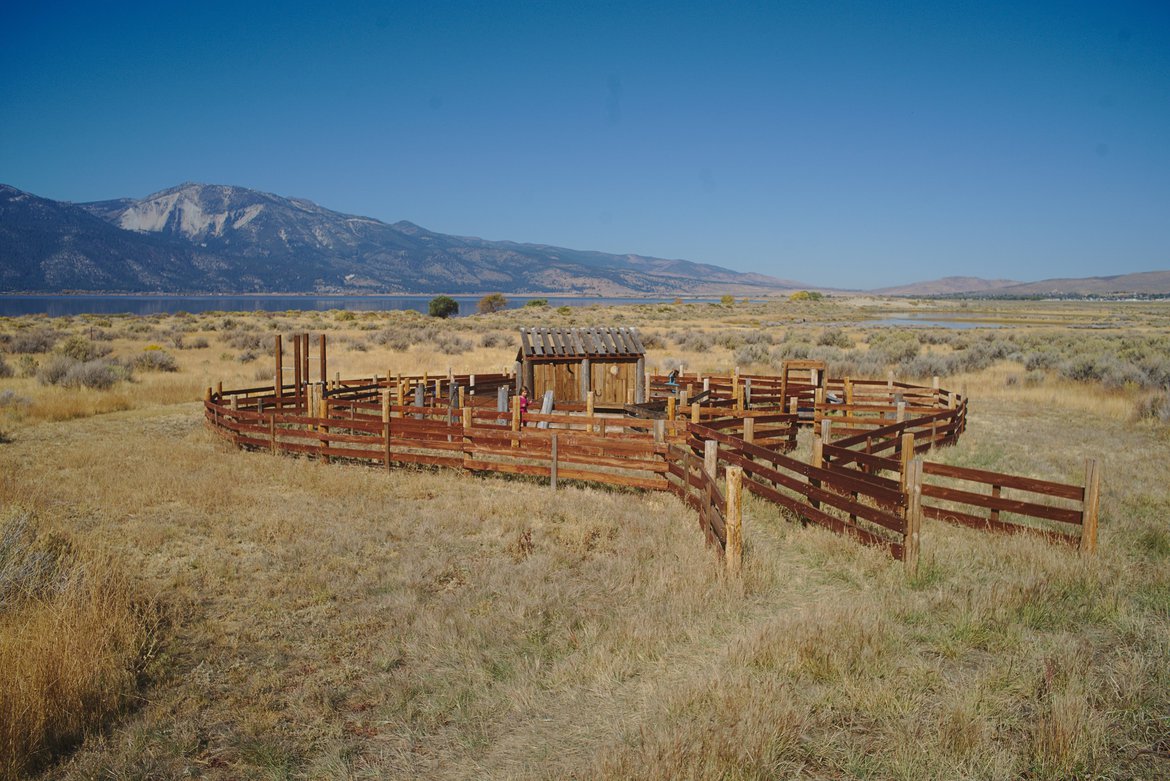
[205,361,1099,574]
[817,404,1098,552]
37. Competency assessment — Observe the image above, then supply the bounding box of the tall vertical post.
[319,334,327,386]
[273,334,283,409]
[302,334,309,395]
[904,456,923,576]
[1080,459,1101,555]
[725,465,743,576]
[635,356,645,404]
[293,333,302,411]
[691,401,701,424]
[744,416,755,445]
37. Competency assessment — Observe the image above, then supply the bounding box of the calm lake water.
[0,294,718,318]
[867,315,1005,329]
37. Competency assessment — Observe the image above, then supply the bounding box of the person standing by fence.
[519,386,530,423]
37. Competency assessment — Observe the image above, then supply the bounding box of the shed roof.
[518,326,645,359]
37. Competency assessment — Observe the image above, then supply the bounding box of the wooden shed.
[516,327,646,407]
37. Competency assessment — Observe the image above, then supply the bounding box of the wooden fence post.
[904,456,923,577]
[382,390,392,472]
[691,401,701,424]
[667,396,676,421]
[550,434,559,490]
[704,439,718,479]
[293,332,302,410]
[653,419,665,444]
[274,334,283,409]
[318,397,329,464]
[725,465,743,576]
[319,334,327,385]
[1080,458,1101,555]
[810,420,827,512]
[743,416,755,445]
[896,401,906,423]
[899,432,915,490]
[511,395,521,448]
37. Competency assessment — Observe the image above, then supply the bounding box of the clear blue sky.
[2,1,1167,288]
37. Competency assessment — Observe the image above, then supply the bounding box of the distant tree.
[789,290,825,302]
[428,295,459,318]
[720,294,735,306]
[524,298,549,308]
[477,293,508,314]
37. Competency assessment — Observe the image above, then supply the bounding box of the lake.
[866,315,1005,329]
[0,294,719,318]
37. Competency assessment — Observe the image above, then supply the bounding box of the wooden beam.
[1080,458,1101,555]
[725,465,743,576]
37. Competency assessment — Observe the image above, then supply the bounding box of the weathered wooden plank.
[922,462,1084,500]
[921,484,1082,525]
[923,505,1079,542]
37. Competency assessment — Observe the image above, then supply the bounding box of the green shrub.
[818,330,853,349]
[57,336,110,363]
[132,350,178,373]
[0,356,11,379]
[428,296,459,319]
[524,298,548,308]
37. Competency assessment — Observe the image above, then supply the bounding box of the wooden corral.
[516,327,646,408]
[206,335,1101,576]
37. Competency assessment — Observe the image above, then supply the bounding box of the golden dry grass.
[0,513,157,780]
[0,299,1168,779]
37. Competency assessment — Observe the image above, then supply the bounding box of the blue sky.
[2,1,1167,288]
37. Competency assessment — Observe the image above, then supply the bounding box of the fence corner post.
[899,432,915,490]
[1080,458,1101,555]
[725,465,743,576]
[704,439,718,479]
[904,456,923,577]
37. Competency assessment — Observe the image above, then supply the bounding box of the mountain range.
[1,182,1166,297]
[0,183,802,296]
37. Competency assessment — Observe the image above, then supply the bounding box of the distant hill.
[871,276,1023,296]
[987,271,1170,297]
[874,272,1170,298]
[0,182,806,295]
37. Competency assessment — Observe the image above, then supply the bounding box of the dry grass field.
[1,297,1169,779]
